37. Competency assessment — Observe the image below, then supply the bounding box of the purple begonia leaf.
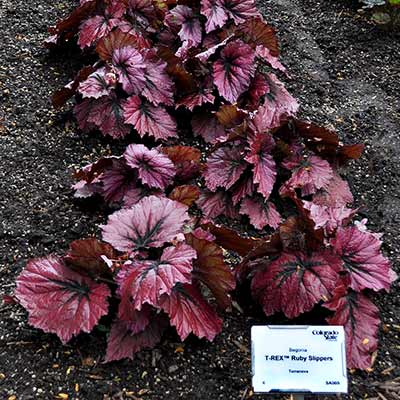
[169,185,201,206]
[101,196,189,252]
[161,146,202,182]
[324,281,380,370]
[117,243,196,312]
[245,133,276,199]
[105,316,167,362]
[78,15,121,49]
[142,50,174,106]
[231,175,255,205]
[256,46,287,74]
[165,5,202,48]
[204,145,247,191]
[303,201,356,235]
[15,256,110,344]
[123,96,177,141]
[196,35,234,62]
[244,73,270,110]
[250,73,299,132]
[122,186,163,208]
[112,46,146,94]
[124,144,176,190]
[191,112,227,144]
[177,90,215,111]
[127,0,157,29]
[158,283,222,341]
[281,155,334,196]
[313,172,354,207]
[251,251,341,319]
[240,196,281,230]
[201,0,228,33]
[78,67,116,99]
[64,238,116,277]
[223,0,260,25]
[196,190,239,220]
[185,232,236,310]
[74,96,130,138]
[331,226,392,292]
[213,40,255,103]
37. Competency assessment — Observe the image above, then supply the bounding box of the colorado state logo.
[312,330,339,341]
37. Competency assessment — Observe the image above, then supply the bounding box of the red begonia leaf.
[142,50,174,106]
[331,226,392,292]
[123,186,163,208]
[204,145,247,191]
[245,133,276,199]
[159,283,222,341]
[123,96,177,141]
[112,46,146,94]
[78,15,121,49]
[324,282,380,370]
[97,29,151,61]
[223,0,260,25]
[281,155,334,197]
[105,316,167,362]
[127,0,158,29]
[75,96,130,138]
[15,256,110,344]
[169,185,201,206]
[78,67,116,99]
[256,46,287,74]
[313,172,354,207]
[191,112,227,144]
[124,144,175,190]
[117,243,196,313]
[216,105,247,129]
[238,17,279,56]
[251,251,341,318]
[64,238,116,277]
[52,66,96,108]
[243,73,270,110]
[240,196,281,230]
[213,40,255,103]
[201,0,228,33]
[185,233,235,309]
[100,158,137,204]
[196,190,239,219]
[251,74,299,132]
[165,5,202,48]
[177,90,215,111]
[161,145,202,182]
[101,196,189,252]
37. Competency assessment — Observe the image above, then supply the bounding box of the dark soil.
[0,0,399,399]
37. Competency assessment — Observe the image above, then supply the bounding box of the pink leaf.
[101,196,189,252]
[159,284,222,341]
[191,112,227,144]
[112,46,146,94]
[244,73,270,109]
[196,190,239,219]
[105,316,167,362]
[78,67,116,99]
[78,15,120,49]
[231,175,255,205]
[165,5,202,48]
[281,155,334,196]
[240,196,281,230]
[117,243,196,312]
[222,0,260,25]
[15,256,110,344]
[324,282,380,370]
[251,251,341,318]
[245,133,276,199]
[75,96,130,138]
[123,186,163,208]
[124,144,175,190]
[213,40,255,103]
[313,173,354,207]
[204,145,247,191]
[201,0,228,33]
[177,90,215,111]
[332,226,392,292]
[123,96,177,141]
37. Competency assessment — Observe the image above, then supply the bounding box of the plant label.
[251,325,348,394]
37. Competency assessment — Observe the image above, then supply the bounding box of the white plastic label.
[251,325,347,394]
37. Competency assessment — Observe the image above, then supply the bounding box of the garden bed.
[0,0,399,398]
